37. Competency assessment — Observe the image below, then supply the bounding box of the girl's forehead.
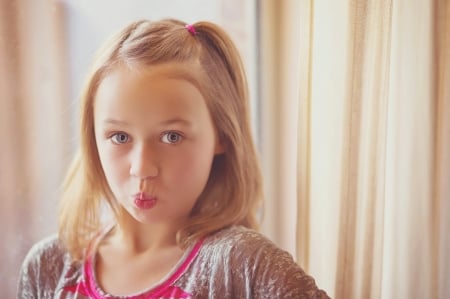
[107,62,204,86]
[97,63,205,99]
[97,62,207,104]
[93,63,212,124]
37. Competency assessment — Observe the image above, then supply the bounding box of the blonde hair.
[58,19,263,261]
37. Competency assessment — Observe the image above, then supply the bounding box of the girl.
[18,19,329,298]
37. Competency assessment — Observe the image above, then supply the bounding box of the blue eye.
[161,131,183,144]
[111,132,129,144]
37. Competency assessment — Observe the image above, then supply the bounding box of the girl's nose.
[129,144,159,180]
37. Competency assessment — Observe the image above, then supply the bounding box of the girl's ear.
[214,139,225,154]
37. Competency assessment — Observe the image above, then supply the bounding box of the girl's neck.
[106,217,183,254]
[95,219,187,296]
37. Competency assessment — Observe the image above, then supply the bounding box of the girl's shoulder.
[196,226,330,298]
[21,235,68,269]
[200,225,296,269]
[18,235,76,297]
[204,225,282,254]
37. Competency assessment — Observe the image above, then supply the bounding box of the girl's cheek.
[101,151,129,179]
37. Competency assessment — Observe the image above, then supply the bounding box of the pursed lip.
[133,192,157,210]
[133,192,156,201]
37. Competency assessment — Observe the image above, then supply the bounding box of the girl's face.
[94,64,222,228]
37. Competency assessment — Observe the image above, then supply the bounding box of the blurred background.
[0,0,449,298]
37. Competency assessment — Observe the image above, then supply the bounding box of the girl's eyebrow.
[159,118,193,127]
[102,118,130,126]
[102,118,192,127]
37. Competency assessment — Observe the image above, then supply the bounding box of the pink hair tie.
[185,24,197,36]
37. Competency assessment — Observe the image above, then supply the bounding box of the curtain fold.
[296,0,449,298]
[434,1,450,297]
[0,0,69,296]
[259,0,300,257]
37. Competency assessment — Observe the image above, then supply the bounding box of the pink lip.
[133,192,157,210]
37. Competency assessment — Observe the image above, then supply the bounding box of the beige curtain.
[259,0,301,258]
[0,0,69,296]
[296,0,450,298]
